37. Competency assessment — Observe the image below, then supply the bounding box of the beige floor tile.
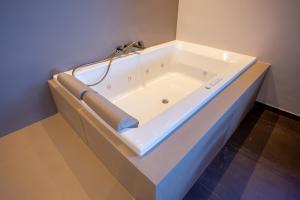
[0,114,133,200]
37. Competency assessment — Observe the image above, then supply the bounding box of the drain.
[161,99,169,104]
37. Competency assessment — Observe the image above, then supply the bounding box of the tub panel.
[157,124,228,200]
[156,68,267,200]
[48,80,87,143]
[80,109,156,200]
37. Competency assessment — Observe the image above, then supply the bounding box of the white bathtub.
[56,40,256,156]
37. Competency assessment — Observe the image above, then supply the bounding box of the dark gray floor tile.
[184,182,220,200]
[198,152,257,200]
[241,163,300,200]
[185,104,300,200]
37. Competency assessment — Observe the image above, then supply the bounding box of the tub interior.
[60,40,256,156]
[112,72,203,125]
[75,45,221,125]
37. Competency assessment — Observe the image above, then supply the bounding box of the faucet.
[72,40,145,86]
[116,41,145,55]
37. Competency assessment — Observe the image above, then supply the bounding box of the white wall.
[177,0,300,115]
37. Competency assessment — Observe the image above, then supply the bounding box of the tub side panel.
[48,80,87,143]
[157,113,230,200]
[49,80,157,200]
[80,109,156,200]
[156,64,268,200]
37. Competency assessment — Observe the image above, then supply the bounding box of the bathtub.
[55,40,256,156]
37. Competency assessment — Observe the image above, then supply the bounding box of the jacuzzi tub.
[55,40,256,156]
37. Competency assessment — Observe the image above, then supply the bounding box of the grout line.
[255,101,300,121]
[196,181,223,200]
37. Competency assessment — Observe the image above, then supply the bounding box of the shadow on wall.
[0,81,56,137]
[256,66,278,107]
[177,0,300,115]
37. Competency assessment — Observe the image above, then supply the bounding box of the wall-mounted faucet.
[72,40,146,86]
[116,41,145,54]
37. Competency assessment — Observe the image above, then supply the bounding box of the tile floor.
[1,103,299,200]
[184,103,300,200]
[0,114,133,200]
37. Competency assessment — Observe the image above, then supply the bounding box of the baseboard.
[255,101,300,121]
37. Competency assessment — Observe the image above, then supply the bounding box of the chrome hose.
[71,50,119,86]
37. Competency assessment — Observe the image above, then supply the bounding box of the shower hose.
[71,49,120,86]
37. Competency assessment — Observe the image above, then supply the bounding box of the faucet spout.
[133,40,145,49]
[116,41,145,54]
[72,40,146,86]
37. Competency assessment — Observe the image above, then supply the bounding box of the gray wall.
[0,0,179,136]
[177,0,300,115]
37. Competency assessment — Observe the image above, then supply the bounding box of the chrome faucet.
[116,41,145,54]
[72,40,145,86]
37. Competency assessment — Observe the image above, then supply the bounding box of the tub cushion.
[83,91,139,132]
[57,73,90,99]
